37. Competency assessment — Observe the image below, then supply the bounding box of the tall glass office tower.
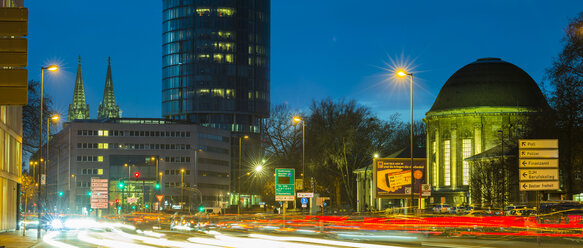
[162,0,270,134]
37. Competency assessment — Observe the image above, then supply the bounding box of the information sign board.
[90,178,108,209]
[275,168,295,200]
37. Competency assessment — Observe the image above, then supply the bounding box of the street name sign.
[275,168,295,201]
[297,192,314,198]
[520,181,559,191]
[519,159,559,168]
[518,139,558,149]
[518,139,559,192]
[519,169,559,181]
[519,149,559,158]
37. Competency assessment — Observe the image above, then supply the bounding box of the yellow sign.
[374,158,426,198]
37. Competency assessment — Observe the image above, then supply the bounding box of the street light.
[293,116,306,179]
[255,165,263,172]
[396,69,415,214]
[46,114,59,210]
[38,64,58,239]
[180,168,185,208]
[238,135,249,216]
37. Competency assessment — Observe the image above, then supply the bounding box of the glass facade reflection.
[162,0,270,134]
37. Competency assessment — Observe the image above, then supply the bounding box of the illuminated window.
[98,156,103,162]
[104,130,108,136]
[444,140,451,186]
[216,8,235,17]
[217,31,232,39]
[98,143,103,149]
[225,54,233,63]
[226,89,234,99]
[432,141,437,187]
[213,54,223,62]
[98,130,103,136]
[198,89,210,96]
[98,169,103,175]
[104,143,108,149]
[196,8,211,16]
[218,42,233,51]
[462,139,472,185]
[212,89,224,97]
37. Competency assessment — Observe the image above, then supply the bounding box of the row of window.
[164,156,191,163]
[76,156,103,162]
[198,145,229,155]
[198,133,229,142]
[77,129,191,138]
[82,168,103,175]
[198,157,229,167]
[165,182,192,188]
[77,143,192,151]
[164,169,191,175]
[199,170,229,178]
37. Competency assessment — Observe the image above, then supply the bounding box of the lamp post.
[293,117,305,179]
[37,64,58,239]
[238,135,249,216]
[71,174,76,214]
[46,114,59,213]
[180,169,185,208]
[396,69,415,214]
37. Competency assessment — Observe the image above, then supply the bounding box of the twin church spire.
[67,56,122,121]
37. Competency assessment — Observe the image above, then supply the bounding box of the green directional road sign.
[275,168,295,201]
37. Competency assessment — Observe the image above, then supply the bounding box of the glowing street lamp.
[293,116,305,179]
[396,69,415,214]
[37,64,58,239]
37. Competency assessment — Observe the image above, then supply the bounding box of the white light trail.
[77,230,153,248]
[43,231,79,248]
[249,233,407,248]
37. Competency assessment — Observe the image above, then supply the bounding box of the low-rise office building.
[34,118,231,213]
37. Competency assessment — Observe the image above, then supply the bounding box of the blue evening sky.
[27,0,581,122]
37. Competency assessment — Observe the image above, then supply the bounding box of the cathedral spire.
[98,57,122,119]
[68,56,90,121]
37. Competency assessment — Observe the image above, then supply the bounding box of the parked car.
[432,204,451,214]
[504,205,527,215]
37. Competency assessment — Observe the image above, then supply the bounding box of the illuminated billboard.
[374,158,426,198]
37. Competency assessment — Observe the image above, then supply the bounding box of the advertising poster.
[374,158,426,198]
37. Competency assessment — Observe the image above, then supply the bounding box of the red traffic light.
[134,172,140,178]
[115,199,120,203]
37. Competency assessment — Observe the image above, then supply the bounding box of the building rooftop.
[428,58,549,113]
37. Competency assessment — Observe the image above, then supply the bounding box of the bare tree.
[546,12,583,198]
[22,80,57,161]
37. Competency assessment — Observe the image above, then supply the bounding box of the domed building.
[424,58,549,205]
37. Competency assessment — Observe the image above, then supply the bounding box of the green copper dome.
[429,58,548,112]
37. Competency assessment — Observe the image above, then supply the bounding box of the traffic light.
[118,181,125,189]
[198,205,204,212]
[58,191,63,196]
[134,172,140,178]
[132,205,136,210]
[87,191,92,196]
[145,204,149,209]
[115,199,120,204]
[155,183,160,189]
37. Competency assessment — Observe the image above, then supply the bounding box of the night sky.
[27,0,581,122]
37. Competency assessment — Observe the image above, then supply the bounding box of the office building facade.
[161,0,270,133]
[36,118,231,213]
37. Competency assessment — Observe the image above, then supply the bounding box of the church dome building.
[424,58,549,205]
